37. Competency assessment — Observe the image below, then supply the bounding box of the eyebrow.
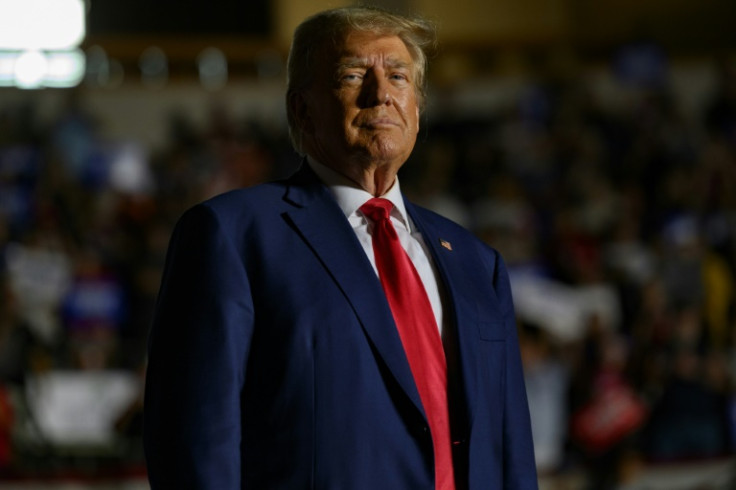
[337,57,413,71]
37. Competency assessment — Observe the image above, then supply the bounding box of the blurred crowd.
[1,45,736,488]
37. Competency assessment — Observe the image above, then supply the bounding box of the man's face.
[300,30,420,177]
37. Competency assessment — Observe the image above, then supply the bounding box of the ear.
[287,90,314,136]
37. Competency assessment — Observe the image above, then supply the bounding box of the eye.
[340,72,364,84]
[389,72,410,83]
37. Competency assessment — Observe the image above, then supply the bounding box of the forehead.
[324,31,414,67]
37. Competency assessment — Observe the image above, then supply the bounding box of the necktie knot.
[360,197,393,223]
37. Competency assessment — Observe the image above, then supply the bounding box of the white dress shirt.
[308,158,446,335]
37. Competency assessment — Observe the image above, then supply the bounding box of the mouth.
[360,117,399,129]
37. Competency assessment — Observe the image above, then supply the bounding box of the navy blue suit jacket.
[143,163,537,489]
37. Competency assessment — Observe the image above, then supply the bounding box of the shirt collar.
[307,156,412,232]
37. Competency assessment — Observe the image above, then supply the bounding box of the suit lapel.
[282,165,426,419]
[405,201,481,434]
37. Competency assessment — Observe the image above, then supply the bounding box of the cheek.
[307,91,348,127]
[402,91,420,129]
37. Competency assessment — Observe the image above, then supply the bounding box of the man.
[144,6,537,489]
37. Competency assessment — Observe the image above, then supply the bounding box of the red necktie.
[360,197,455,490]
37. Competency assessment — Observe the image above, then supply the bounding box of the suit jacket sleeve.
[493,250,537,488]
[144,203,253,489]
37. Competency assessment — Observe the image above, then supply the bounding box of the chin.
[362,137,413,162]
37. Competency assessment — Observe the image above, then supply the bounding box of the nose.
[359,70,392,108]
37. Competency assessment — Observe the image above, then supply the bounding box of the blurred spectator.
[472,172,538,266]
[5,233,72,347]
[643,343,731,461]
[705,59,736,145]
[407,138,472,228]
[570,327,648,490]
[520,322,570,475]
[0,384,12,473]
[61,247,126,370]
